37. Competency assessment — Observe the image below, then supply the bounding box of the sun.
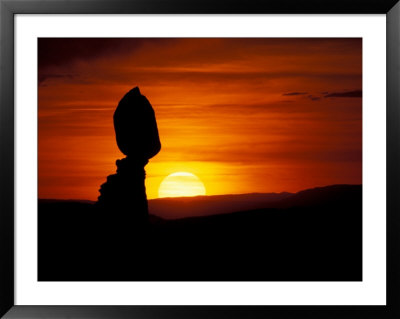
[158,172,206,198]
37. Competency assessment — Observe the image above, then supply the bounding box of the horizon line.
[38,183,362,202]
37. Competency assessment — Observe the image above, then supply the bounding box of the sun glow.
[158,172,206,198]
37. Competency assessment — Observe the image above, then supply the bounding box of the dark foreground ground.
[39,184,362,281]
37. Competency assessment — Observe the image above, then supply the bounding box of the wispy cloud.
[282,92,308,96]
[307,95,321,101]
[39,73,77,86]
[324,90,362,98]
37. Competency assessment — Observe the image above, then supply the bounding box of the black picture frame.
[1,0,399,318]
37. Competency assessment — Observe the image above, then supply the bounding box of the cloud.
[282,92,308,96]
[282,92,321,101]
[38,38,159,69]
[324,90,362,98]
[307,95,321,101]
[39,73,77,86]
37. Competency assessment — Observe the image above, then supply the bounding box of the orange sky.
[38,38,362,200]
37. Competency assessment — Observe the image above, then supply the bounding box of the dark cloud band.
[324,90,362,98]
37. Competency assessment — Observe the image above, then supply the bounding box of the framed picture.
[1,0,400,318]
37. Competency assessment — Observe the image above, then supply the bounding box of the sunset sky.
[38,38,362,200]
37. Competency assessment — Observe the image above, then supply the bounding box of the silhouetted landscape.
[39,184,362,281]
[38,40,363,283]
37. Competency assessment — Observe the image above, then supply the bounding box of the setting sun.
[158,172,206,198]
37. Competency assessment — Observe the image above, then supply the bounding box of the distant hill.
[148,192,292,219]
[273,184,362,208]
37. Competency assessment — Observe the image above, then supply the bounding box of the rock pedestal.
[97,157,149,225]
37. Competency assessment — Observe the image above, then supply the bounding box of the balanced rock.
[113,86,161,163]
[96,87,161,227]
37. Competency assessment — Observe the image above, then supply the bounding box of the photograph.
[38,37,362,281]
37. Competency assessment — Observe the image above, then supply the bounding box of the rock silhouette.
[114,86,161,161]
[96,87,161,226]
